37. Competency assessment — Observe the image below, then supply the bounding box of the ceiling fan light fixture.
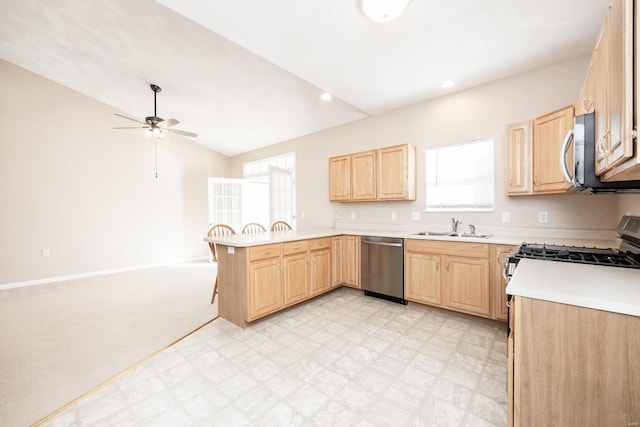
[144,129,153,138]
[360,0,411,23]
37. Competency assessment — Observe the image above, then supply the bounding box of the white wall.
[0,59,230,285]
[230,56,640,234]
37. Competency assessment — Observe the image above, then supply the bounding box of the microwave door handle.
[560,129,574,184]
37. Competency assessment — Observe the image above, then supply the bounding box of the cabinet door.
[532,105,574,194]
[490,245,515,321]
[283,252,309,307]
[378,144,416,200]
[247,258,283,321]
[331,236,344,287]
[405,252,442,306]
[598,0,636,179]
[310,248,332,296]
[351,150,377,200]
[443,256,490,317]
[505,121,533,195]
[329,155,351,201]
[343,235,361,288]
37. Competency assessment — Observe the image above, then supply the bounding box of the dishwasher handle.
[362,239,403,248]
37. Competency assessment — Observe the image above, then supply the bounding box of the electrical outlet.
[42,248,50,257]
[538,211,548,223]
[391,212,397,221]
[411,212,421,221]
[502,212,511,223]
[350,212,356,220]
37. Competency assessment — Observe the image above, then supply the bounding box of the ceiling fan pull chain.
[155,138,158,178]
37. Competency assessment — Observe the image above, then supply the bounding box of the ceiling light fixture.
[321,92,333,102]
[360,0,411,23]
[441,80,456,88]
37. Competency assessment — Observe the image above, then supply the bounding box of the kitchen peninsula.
[204,228,617,329]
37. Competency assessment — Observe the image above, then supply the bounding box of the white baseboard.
[0,257,210,291]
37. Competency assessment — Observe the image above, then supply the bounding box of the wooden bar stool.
[207,224,236,304]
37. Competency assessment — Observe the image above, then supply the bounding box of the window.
[208,152,296,230]
[426,139,494,212]
[207,178,244,232]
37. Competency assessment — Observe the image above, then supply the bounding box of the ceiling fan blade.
[158,118,179,128]
[113,126,148,129]
[114,113,146,125]
[167,128,198,138]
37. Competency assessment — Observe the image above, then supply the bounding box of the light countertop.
[204,227,618,249]
[506,259,640,317]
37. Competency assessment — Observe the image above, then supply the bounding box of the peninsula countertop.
[506,258,640,317]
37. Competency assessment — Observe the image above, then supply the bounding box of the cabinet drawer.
[249,243,282,261]
[283,240,310,256]
[405,239,489,258]
[309,237,332,251]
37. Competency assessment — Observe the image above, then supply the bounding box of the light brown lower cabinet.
[247,244,284,322]
[283,241,310,307]
[404,239,490,318]
[219,238,334,327]
[309,243,332,296]
[509,296,640,427]
[331,235,361,289]
[405,252,442,305]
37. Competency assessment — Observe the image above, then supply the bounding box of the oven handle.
[502,258,510,282]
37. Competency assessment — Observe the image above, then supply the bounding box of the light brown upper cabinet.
[532,105,575,194]
[351,150,377,200]
[596,0,637,181]
[505,121,533,195]
[505,106,574,196]
[328,155,351,201]
[329,144,416,202]
[378,144,416,200]
[575,0,639,182]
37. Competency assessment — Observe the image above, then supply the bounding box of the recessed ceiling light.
[321,92,332,102]
[441,80,456,88]
[360,0,411,23]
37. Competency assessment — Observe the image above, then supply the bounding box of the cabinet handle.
[435,261,439,271]
[445,262,450,271]
[506,301,511,308]
[596,129,611,159]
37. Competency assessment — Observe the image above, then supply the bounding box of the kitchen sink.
[412,231,492,239]
[412,231,451,236]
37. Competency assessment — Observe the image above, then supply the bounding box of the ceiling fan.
[113,84,197,139]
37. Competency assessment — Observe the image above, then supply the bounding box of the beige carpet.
[0,261,218,427]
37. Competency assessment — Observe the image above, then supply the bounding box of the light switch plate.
[350,212,356,220]
[502,212,511,223]
[411,212,420,221]
[391,212,397,221]
[227,247,234,254]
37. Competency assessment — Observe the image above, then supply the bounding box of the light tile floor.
[42,287,508,426]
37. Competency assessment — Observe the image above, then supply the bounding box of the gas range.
[505,215,640,279]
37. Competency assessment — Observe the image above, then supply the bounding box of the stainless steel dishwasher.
[361,236,406,304]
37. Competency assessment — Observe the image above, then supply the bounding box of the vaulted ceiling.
[0,0,609,156]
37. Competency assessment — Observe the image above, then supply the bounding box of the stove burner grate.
[513,243,640,268]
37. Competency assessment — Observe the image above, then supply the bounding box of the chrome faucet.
[468,224,476,235]
[451,217,462,234]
